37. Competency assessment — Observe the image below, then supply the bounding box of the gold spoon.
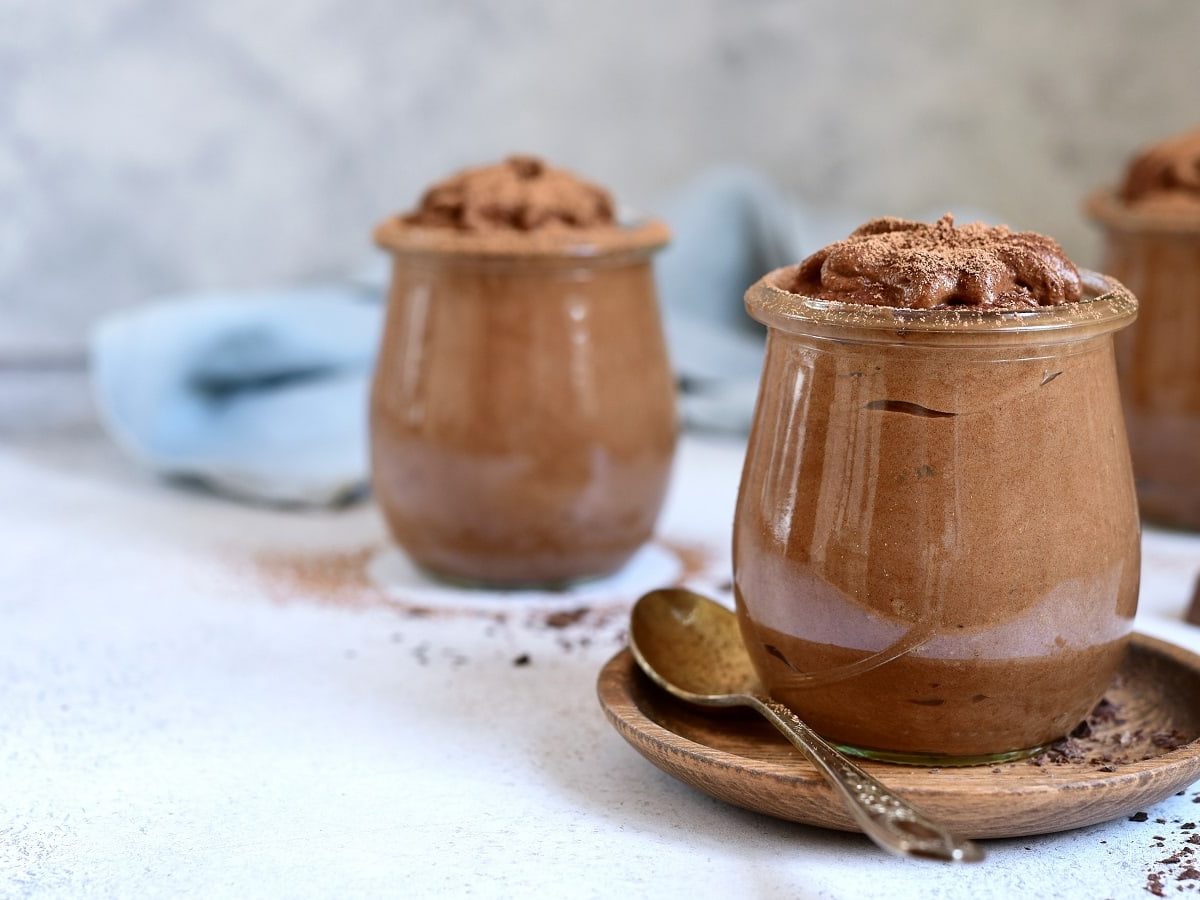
[628,587,984,863]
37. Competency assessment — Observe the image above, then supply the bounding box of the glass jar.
[1088,192,1200,530]
[370,220,677,588]
[734,267,1140,765]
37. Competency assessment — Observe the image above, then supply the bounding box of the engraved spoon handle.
[748,695,984,863]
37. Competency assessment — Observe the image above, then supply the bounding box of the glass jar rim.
[744,266,1137,346]
[373,216,670,263]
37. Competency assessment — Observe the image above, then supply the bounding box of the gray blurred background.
[4,0,1200,354]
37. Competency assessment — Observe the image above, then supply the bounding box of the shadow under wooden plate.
[597,634,1200,839]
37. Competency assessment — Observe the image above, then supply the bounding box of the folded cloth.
[656,167,801,432]
[91,287,382,505]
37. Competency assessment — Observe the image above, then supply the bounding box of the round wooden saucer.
[597,634,1200,839]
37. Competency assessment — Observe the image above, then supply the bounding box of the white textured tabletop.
[4,372,1200,900]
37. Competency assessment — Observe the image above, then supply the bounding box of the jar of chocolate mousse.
[1087,127,1200,530]
[371,156,676,587]
[735,216,1140,765]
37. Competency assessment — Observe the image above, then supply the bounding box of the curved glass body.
[734,268,1140,764]
[370,239,677,588]
[1090,192,1200,530]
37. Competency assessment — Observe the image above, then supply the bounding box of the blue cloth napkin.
[656,168,800,432]
[91,288,382,505]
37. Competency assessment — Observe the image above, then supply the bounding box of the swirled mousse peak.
[402,155,617,232]
[1118,126,1200,214]
[790,214,1083,310]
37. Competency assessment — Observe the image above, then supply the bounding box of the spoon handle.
[749,695,984,863]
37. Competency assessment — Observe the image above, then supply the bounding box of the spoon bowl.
[630,587,761,701]
[628,587,984,863]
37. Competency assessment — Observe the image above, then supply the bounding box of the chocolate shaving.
[545,607,590,629]
[1152,730,1190,751]
[1028,696,1189,771]
[864,399,957,418]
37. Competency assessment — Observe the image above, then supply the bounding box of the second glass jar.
[371,222,677,588]
[1089,194,1200,530]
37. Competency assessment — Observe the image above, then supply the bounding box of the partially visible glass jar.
[370,219,676,588]
[734,268,1140,765]
[1088,192,1200,530]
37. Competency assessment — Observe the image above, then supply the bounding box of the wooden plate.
[597,634,1200,839]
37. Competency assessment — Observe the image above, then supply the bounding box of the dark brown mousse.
[401,155,616,233]
[790,214,1084,310]
[1119,126,1200,215]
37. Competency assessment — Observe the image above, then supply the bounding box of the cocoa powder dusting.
[402,155,616,233]
[790,214,1083,310]
[255,547,377,608]
[250,539,719,662]
[658,539,715,584]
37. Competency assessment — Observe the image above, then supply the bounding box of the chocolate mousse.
[735,217,1140,762]
[370,156,676,587]
[402,154,616,232]
[1118,127,1200,217]
[1088,126,1200,530]
[791,214,1083,309]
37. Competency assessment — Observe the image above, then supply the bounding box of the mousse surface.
[1119,126,1200,216]
[402,155,617,233]
[790,214,1083,310]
